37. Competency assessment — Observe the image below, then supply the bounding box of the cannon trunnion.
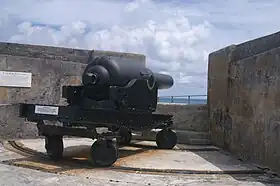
[19,56,177,167]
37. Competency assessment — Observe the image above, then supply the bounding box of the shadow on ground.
[1,143,149,173]
[2,140,280,185]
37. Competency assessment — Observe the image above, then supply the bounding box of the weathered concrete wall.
[0,104,39,140]
[208,31,280,173]
[134,103,210,145]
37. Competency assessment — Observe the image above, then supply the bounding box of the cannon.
[18,56,177,167]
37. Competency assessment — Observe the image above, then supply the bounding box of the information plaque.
[0,71,32,88]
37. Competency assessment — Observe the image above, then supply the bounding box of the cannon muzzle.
[154,73,174,89]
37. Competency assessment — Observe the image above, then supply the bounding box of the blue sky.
[1,0,280,96]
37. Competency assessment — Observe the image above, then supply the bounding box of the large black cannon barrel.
[82,56,173,90]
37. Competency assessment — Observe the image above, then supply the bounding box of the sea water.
[158,97,207,104]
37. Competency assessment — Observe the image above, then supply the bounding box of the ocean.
[158,97,207,104]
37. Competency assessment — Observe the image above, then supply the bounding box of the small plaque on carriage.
[35,105,59,115]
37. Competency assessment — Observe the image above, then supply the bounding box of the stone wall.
[134,103,210,145]
[0,104,38,140]
[208,31,280,173]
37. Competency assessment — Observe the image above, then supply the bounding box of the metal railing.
[158,95,207,104]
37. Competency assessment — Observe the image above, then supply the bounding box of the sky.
[1,0,280,96]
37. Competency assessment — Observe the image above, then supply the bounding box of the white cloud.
[1,0,280,97]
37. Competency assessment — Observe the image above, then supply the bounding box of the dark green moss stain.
[212,108,232,149]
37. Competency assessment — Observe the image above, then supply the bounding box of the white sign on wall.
[0,71,32,88]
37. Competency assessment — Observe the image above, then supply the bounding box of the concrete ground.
[0,138,280,186]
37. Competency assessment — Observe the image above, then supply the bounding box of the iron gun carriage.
[19,56,177,166]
